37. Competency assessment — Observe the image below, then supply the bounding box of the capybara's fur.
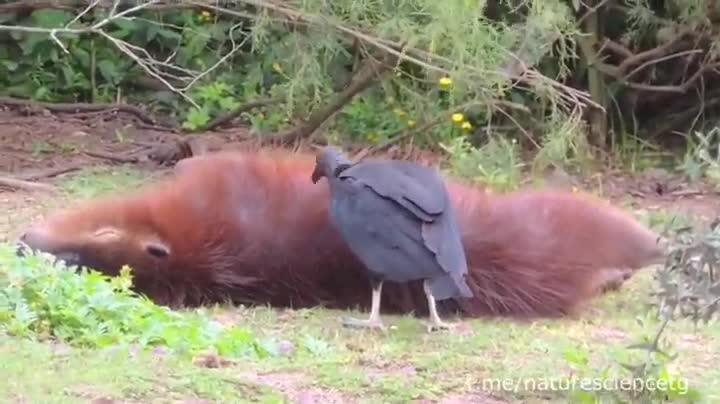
[19,150,665,318]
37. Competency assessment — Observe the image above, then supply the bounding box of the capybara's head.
[17,198,171,276]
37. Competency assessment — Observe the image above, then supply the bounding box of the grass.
[0,335,287,403]
[1,164,719,403]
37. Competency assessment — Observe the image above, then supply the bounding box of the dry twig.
[0,176,57,193]
[84,150,141,164]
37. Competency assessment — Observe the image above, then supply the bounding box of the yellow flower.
[439,76,452,88]
[461,121,472,131]
[451,112,464,123]
[407,120,416,128]
[200,10,212,21]
[393,108,406,117]
[272,63,283,73]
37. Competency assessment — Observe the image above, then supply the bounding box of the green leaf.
[19,34,50,56]
[146,24,160,42]
[97,60,119,84]
[300,335,330,356]
[218,97,240,111]
[156,28,182,41]
[1,60,19,72]
[60,65,74,85]
[71,47,91,69]
[182,107,211,130]
[30,9,74,28]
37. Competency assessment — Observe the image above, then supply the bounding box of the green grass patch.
[0,335,286,403]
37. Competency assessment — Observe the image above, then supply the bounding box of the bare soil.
[0,107,161,174]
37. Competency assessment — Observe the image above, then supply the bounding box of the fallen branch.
[16,162,87,182]
[0,96,169,128]
[608,29,693,75]
[0,176,58,193]
[595,28,720,94]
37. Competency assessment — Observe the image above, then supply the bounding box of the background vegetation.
[1,0,718,188]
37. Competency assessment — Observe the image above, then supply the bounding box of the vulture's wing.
[340,160,447,222]
[339,159,468,277]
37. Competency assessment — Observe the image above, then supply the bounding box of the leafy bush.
[562,314,703,403]
[439,134,524,191]
[0,2,590,158]
[654,218,720,327]
[0,243,326,359]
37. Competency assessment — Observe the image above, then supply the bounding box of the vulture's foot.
[425,318,455,333]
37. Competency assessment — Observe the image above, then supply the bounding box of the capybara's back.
[444,183,663,317]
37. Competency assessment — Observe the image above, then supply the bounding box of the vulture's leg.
[342,280,385,330]
[423,279,455,332]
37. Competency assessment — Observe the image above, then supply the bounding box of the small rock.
[90,397,116,404]
[152,346,168,356]
[278,340,295,356]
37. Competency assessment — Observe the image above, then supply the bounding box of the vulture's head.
[311,146,352,184]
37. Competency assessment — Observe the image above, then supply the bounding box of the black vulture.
[311,146,473,331]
